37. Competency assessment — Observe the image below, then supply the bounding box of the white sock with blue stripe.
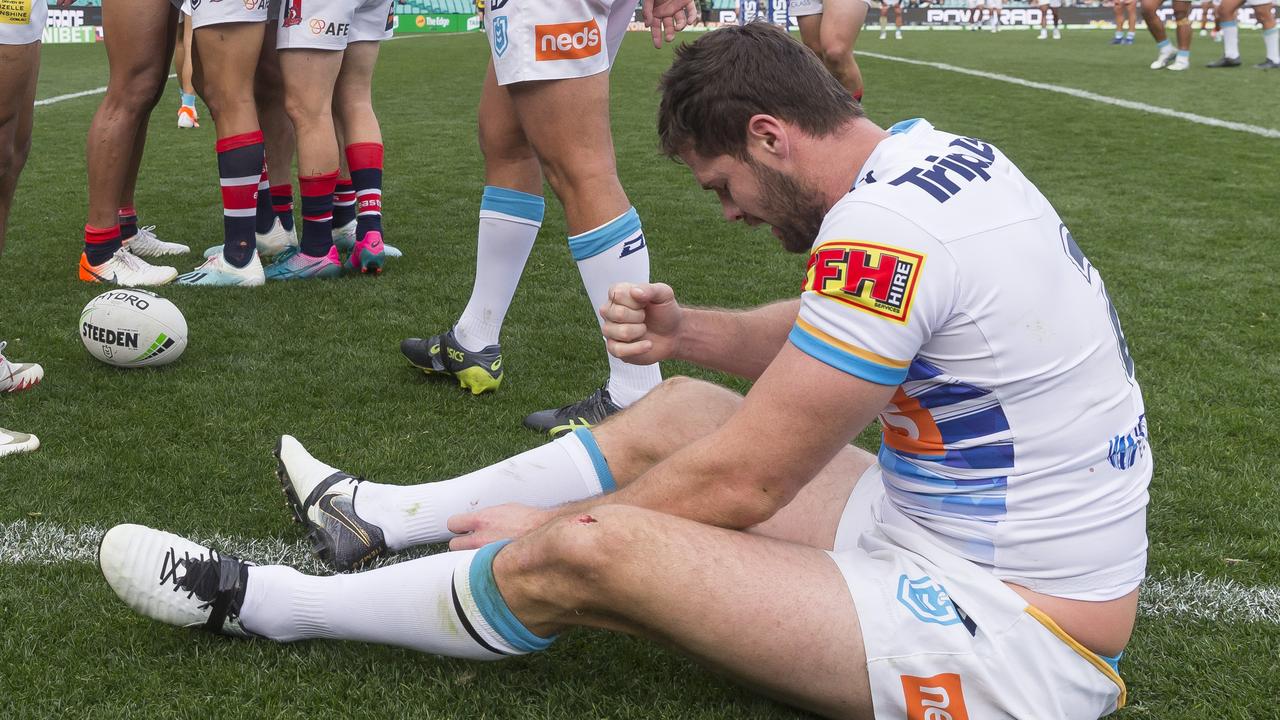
[454,186,545,353]
[356,428,616,550]
[568,208,662,408]
[1222,21,1239,59]
[241,542,554,659]
[1264,27,1279,63]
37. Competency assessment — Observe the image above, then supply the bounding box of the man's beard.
[747,159,828,254]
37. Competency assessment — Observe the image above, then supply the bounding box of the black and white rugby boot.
[274,435,386,572]
[99,524,255,637]
[522,384,622,438]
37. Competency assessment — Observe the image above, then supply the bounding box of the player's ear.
[746,114,788,159]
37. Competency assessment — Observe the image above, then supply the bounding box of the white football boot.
[1167,54,1190,71]
[1038,28,1047,39]
[895,30,903,39]
[880,30,887,39]
[204,217,297,260]
[1150,44,1178,68]
[334,220,403,259]
[123,226,190,258]
[99,524,256,637]
[1053,28,1061,39]
[274,435,387,572]
[78,247,178,286]
[0,428,39,458]
[0,341,43,393]
[176,250,266,287]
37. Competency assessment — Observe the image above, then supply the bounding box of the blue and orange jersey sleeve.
[789,202,955,385]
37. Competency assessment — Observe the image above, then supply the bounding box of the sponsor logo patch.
[535,19,602,61]
[803,240,924,324]
[901,673,970,720]
[896,574,961,626]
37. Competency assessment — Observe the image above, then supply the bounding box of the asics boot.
[346,230,386,274]
[264,246,343,281]
[124,226,190,258]
[522,384,622,438]
[400,329,503,395]
[0,341,43,393]
[275,435,386,572]
[79,248,178,286]
[176,250,266,287]
[99,524,256,637]
[334,220,403,259]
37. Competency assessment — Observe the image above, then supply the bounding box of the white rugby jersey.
[789,119,1151,600]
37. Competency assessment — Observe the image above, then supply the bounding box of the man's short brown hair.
[657,22,863,161]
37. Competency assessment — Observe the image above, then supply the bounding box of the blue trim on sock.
[1264,27,1279,36]
[567,207,641,261]
[181,92,197,106]
[1177,49,1190,58]
[1100,651,1123,673]
[481,186,545,224]
[1157,39,1171,49]
[1220,20,1238,28]
[470,541,556,653]
[572,427,616,493]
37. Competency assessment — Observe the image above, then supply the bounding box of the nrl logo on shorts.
[896,574,962,626]
[492,16,508,57]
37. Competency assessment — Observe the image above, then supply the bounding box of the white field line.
[2,519,1277,624]
[857,50,1280,140]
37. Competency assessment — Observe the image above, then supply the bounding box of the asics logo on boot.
[447,348,467,364]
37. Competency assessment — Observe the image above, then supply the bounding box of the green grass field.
[2,27,1278,718]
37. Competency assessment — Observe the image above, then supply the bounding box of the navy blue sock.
[216,131,265,268]
[299,171,338,256]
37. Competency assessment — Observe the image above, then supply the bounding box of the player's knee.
[819,45,852,70]
[537,504,641,586]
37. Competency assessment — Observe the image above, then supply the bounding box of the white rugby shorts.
[277,0,393,50]
[830,466,1128,719]
[189,0,269,30]
[484,0,634,85]
[1040,0,1062,7]
[881,0,901,7]
[966,0,985,9]
[790,0,874,17]
[0,0,45,45]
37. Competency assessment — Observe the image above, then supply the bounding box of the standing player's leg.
[176,10,200,128]
[1039,2,1049,37]
[333,6,393,275]
[1210,0,1244,64]
[1127,0,1139,41]
[268,47,346,281]
[813,0,869,101]
[0,25,40,260]
[1168,0,1195,68]
[1114,0,1127,42]
[400,65,542,395]
[80,0,180,285]
[177,15,269,286]
[255,21,300,258]
[1143,0,1181,66]
[1051,3,1062,37]
[893,2,903,37]
[1255,1,1280,68]
[879,0,888,39]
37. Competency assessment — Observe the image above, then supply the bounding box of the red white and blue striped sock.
[254,164,275,235]
[117,206,139,241]
[216,131,265,268]
[333,179,356,228]
[270,184,295,232]
[346,142,384,241]
[299,171,339,257]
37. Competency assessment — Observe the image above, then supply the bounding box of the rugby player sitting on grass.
[100,23,1150,720]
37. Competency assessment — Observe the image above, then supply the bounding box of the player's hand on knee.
[447,504,552,551]
[601,282,682,366]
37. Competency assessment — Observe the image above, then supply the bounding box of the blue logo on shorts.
[492,16,509,58]
[896,575,962,626]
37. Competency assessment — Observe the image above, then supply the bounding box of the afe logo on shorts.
[534,19,602,61]
[896,574,961,626]
[900,673,970,720]
[804,240,925,324]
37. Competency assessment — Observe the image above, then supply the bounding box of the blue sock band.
[1264,27,1278,36]
[567,207,641,261]
[1157,39,1171,49]
[1220,20,1238,28]
[480,186,545,224]
[1177,49,1190,58]
[181,92,197,106]
[572,427,616,493]
[470,540,556,653]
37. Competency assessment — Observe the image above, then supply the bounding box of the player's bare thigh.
[0,41,39,157]
[499,504,873,718]
[101,0,178,99]
[818,0,869,53]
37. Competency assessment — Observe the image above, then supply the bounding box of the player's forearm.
[674,299,800,381]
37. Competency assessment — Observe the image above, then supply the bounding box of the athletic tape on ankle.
[572,428,616,493]
[470,540,556,653]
